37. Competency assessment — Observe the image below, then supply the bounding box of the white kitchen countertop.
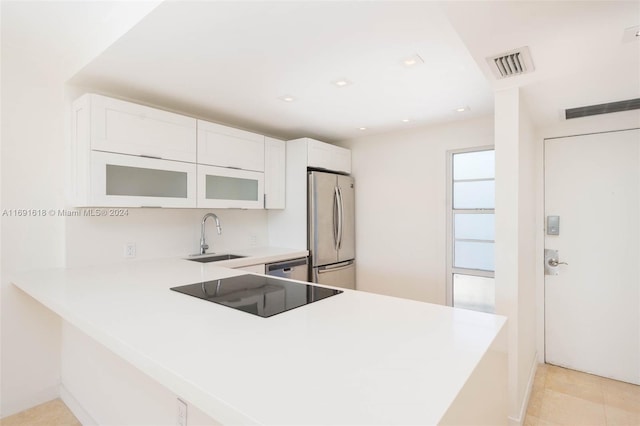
[12,247,506,425]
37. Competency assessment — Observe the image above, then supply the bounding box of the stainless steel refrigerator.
[308,171,356,290]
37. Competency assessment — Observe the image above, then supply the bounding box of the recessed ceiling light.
[401,119,410,123]
[358,127,367,131]
[455,106,470,113]
[278,95,296,102]
[332,79,353,88]
[401,54,424,67]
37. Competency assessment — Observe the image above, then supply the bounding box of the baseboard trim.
[507,353,538,426]
[60,384,97,426]
[0,384,60,419]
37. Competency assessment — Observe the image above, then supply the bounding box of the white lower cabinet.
[89,151,197,207]
[197,164,264,209]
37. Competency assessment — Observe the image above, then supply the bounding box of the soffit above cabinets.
[67,1,639,140]
[67,1,493,142]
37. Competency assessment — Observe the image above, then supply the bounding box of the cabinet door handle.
[140,154,162,160]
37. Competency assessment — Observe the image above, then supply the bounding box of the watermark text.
[2,208,129,217]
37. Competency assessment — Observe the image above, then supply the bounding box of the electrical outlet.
[176,398,187,426]
[124,242,136,258]
[249,235,258,246]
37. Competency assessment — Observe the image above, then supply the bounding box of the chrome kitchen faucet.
[200,213,222,255]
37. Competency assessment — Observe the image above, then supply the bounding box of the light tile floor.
[526,364,640,426]
[0,399,80,426]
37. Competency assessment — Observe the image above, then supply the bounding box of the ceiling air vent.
[565,98,640,120]
[486,46,534,79]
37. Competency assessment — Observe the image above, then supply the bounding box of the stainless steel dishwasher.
[265,257,309,282]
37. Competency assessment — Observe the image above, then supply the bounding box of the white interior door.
[544,128,640,384]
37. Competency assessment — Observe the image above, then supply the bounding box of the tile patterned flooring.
[0,364,638,425]
[0,399,80,426]
[525,364,640,426]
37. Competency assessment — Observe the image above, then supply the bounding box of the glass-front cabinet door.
[90,151,196,207]
[197,164,264,209]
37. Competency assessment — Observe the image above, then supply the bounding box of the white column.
[494,87,538,425]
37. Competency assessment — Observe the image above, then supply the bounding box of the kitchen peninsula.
[12,252,507,425]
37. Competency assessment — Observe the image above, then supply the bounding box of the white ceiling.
[68,1,640,142]
[443,1,640,128]
[68,1,493,142]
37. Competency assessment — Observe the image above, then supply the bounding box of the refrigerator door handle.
[333,186,340,251]
[337,186,344,250]
[317,260,354,274]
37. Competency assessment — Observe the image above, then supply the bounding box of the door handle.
[548,258,568,267]
[336,186,344,250]
[545,248,567,276]
[318,261,353,274]
[333,187,340,251]
[139,154,163,160]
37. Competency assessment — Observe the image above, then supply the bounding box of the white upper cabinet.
[264,137,286,209]
[197,120,265,172]
[306,138,351,174]
[90,151,196,208]
[88,94,197,163]
[71,94,197,207]
[197,164,264,209]
[70,93,286,209]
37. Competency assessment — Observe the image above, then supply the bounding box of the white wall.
[338,116,494,303]
[516,94,538,422]
[0,2,162,416]
[65,207,268,268]
[494,87,538,425]
[1,40,66,416]
[537,106,640,140]
[0,1,268,417]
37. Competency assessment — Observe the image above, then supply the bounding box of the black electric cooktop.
[170,274,343,318]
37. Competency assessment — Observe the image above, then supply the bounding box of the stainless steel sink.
[187,254,247,263]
